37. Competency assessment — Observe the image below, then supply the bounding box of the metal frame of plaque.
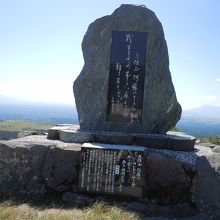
[79,143,145,198]
[106,31,148,123]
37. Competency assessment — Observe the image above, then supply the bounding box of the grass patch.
[207,136,220,145]
[0,200,140,220]
[201,135,220,145]
[0,120,53,132]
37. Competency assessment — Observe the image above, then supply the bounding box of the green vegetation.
[0,201,140,220]
[204,136,220,145]
[0,120,54,140]
[0,120,53,132]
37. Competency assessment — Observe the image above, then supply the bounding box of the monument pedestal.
[47,125,196,199]
[47,124,196,151]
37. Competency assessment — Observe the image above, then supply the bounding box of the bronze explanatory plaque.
[107,31,148,123]
[79,143,145,198]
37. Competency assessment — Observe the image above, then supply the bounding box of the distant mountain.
[177,105,220,137]
[183,105,220,120]
[0,95,28,105]
[0,95,78,124]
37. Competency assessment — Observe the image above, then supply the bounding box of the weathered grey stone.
[213,145,220,153]
[17,130,46,138]
[48,125,195,151]
[73,4,181,134]
[0,140,50,196]
[59,129,93,143]
[192,152,220,219]
[0,135,82,197]
[93,132,133,145]
[47,124,79,140]
[144,150,193,203]
[42,146,81,192]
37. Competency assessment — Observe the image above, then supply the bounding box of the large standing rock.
[73,4,181,134]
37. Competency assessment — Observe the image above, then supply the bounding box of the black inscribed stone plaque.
[107,31,148,123]
[78,143,145,198]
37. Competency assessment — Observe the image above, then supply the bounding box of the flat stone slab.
[47,125,196,151]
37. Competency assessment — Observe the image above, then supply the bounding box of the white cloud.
[202,95,217,100]
[216,78,220,82]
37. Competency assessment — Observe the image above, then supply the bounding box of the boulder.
[73,4,181,134]
[144,151,193,203]
[0,135,82,197]
[42,146,80,192]
[0,140,50,196]
[192,152,220,219]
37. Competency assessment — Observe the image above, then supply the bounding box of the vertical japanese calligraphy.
[79,144,145,198]
[107,31,148,123]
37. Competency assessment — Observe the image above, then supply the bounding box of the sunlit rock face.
[73,4,181,134]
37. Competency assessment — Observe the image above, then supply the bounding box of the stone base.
[1,135,220,218]
[47,124,196,151]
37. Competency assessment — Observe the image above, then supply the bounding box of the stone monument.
[48,4,195,151]
[73,4,181,134]
[0,6,218,217]
[49,4,197,199]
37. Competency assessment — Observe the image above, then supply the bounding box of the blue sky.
[0,0,219,109]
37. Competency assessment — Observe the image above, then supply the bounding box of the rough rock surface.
[144,151,192,203]
[73,4,181,134]
[192,152,220,219]
[42,147,80,192]
[48,125,196,151]
[0,140,50,196]
[0,135,81,196]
